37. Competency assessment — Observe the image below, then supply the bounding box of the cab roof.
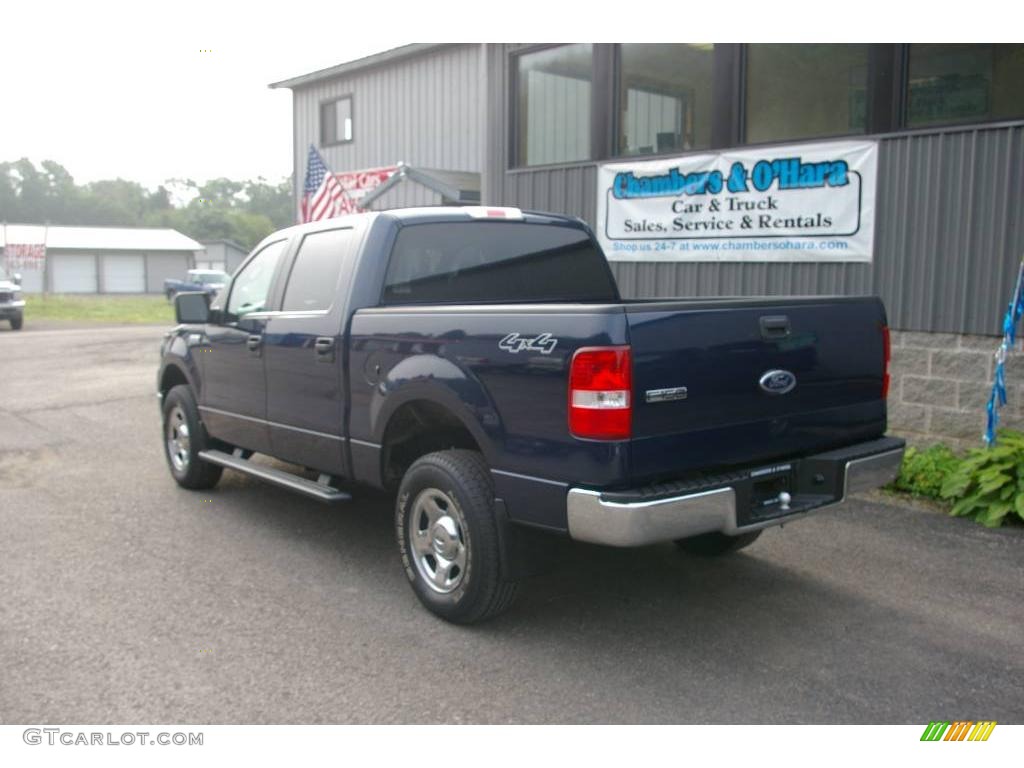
[250,206,590,256]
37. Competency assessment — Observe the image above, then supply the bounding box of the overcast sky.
[3,2,393,189]
[2,1,1001,191]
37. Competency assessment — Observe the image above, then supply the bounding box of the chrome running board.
[198,449,351,502]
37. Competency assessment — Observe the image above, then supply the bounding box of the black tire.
[395,450,519,624]
[162,384,223,490]
[674,530,762,556]
[10,313,23,330]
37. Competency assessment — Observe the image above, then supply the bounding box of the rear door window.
[281,228,356,313]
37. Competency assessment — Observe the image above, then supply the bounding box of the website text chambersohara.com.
[611,239,850,253]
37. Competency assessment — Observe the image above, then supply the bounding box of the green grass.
[24,294,174,324]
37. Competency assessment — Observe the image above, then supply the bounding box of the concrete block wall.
[888,331,1024,449]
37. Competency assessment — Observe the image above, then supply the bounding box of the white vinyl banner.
[596,140,878,262]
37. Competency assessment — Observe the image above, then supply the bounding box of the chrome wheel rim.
[409,488,467,594]
[166,405,191,473]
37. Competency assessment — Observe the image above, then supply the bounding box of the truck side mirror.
[12,273,22,286]
[174,291,210,324]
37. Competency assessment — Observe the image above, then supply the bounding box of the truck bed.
[349,294,888,496]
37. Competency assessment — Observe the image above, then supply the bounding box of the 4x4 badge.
[499,332,558,355]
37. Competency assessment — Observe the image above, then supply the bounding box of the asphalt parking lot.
[1,323,1022,724]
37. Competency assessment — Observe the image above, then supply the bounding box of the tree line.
[0,158,294,250]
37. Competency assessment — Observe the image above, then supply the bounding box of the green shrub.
[891,443,961,499]
[940,429,1024,527]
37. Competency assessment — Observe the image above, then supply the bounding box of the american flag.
[301,145,356,222]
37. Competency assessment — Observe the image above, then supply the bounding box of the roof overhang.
[1,224,204,251]
[269,44,447,90]
[359,163,481,209]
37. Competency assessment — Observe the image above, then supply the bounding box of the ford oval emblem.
[759,369,797,395]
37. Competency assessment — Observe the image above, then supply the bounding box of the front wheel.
[396,450,519,624]
[9,313,23,330]
[674,530,762,556]
[162,384,223,490]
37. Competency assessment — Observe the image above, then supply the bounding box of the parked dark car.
[163,269,229,301]
[0,267,25,330]
[157,207,904,623]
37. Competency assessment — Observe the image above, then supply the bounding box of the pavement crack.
[18,393,153,414]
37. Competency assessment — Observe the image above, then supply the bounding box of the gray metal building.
[271,44,485,210]
[197,239,248,274]
[273,43,1024,446]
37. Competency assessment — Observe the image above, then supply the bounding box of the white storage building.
[0,224,203,294]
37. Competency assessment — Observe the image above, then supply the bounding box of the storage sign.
[596,140,877,262]
[3,242,46,271]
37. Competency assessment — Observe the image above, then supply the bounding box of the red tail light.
[881,324,891,399]
[569,346,632,440]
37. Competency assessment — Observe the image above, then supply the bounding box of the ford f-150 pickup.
[158,206,904,623]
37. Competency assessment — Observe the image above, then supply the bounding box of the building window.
[907,44,1024,127]
[320,96,353,146]
[617,44,714,156]
[745,44,870,144]
[515,44,593,166]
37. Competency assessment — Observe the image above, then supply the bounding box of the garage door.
[50,254,98,293]
[101,254,145,293]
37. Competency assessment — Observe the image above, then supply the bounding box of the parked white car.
[0,267,25,330]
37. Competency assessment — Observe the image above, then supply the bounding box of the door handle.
[314,336,335,362]
[760,315,791,339]
[247,334,263,355]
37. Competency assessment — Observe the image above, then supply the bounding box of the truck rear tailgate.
[625,296,888,484]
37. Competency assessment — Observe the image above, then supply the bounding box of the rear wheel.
[674,530,761,556]
[396,450,519,624]
[162,384,223,490]
[9,313,22,330]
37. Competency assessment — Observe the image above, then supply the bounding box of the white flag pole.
[43,222,49,296]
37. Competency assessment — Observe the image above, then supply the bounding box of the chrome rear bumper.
[566,438,904,547]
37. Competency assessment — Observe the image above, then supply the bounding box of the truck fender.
[371,353,501,462]
[158,337,202,400]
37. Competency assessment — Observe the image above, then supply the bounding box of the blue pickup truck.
[163,269,230,301]
[158,206,904,623]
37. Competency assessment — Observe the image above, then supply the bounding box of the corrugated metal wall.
[369,181,444,210]
[484,44,1024,335]
[292,44,484,209]
[872,126,1024,334]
